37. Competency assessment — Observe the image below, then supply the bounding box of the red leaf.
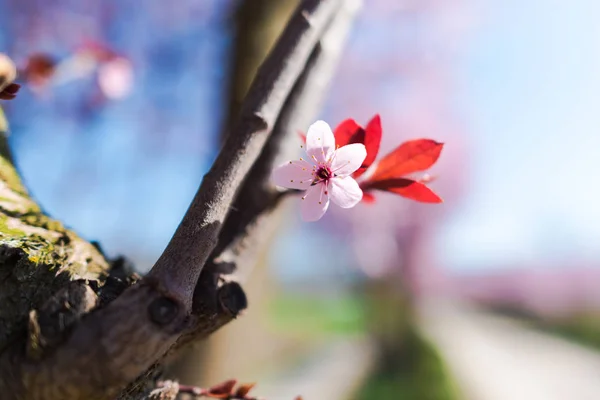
[362,114,382,170]
[361,192,376,204]
[207,379,237,397]
[334,118,362,147]
[235,382,256,398]
[369,139,443,181]
[368,178,443,203]
[333,115,382,178]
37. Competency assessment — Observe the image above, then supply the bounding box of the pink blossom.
[97,57,134,99]
[272,120,367,222]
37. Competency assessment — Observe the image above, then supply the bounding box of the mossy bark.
[0,106,136,397]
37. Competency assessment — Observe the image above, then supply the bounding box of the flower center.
[314,165,332,182]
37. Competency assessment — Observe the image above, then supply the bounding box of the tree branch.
[149,0,343,308]
[154,0,364,376]
[167,0,363,359]
[0,1,364,398]
[208,0,363,278]
[0,2,359,399]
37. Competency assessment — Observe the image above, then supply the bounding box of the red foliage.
[363,178,443,203]
[333,114,382,178]
[368,139,443,181]
[358,135,443,203]
[362,191,377,204]
[296,115,443,204]
[342,117,444,204]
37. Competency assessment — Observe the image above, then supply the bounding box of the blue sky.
[436,0,600,270]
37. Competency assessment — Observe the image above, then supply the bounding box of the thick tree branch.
[0,2,364,398]
[0,2,358,399]
[149,0,343,307]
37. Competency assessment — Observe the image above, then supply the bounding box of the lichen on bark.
[0,105,111,357]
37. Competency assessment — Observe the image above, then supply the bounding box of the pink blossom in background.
[97,57,134,99]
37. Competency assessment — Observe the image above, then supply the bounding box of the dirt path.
[419,302,600,400]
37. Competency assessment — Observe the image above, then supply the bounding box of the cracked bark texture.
[0,1,361,398]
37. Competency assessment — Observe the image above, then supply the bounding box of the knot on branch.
[218,281,247,317]
[149,297,180,327]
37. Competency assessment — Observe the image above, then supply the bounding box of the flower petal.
[331,143,367,177]
[301,184,329,221]
[305,120,335,163]
[329,176,363,208]
[272,160,314,190]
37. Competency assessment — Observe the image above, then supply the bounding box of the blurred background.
[2,0,600,399]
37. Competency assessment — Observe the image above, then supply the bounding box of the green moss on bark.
[0,107,110,353]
